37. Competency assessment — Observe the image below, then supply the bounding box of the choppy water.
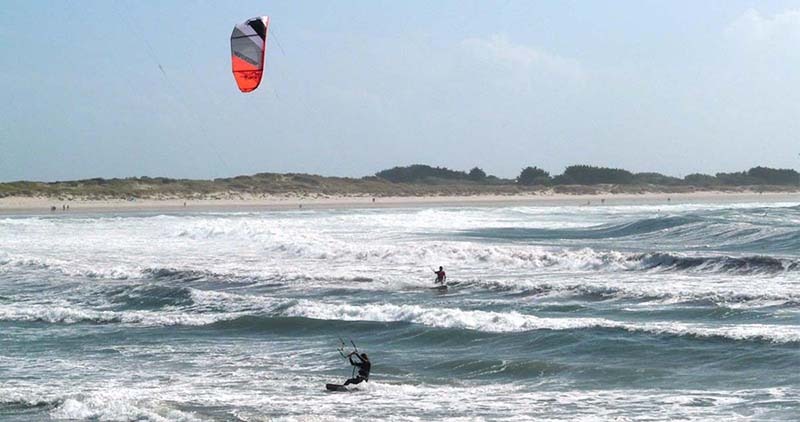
[2,202,800,421]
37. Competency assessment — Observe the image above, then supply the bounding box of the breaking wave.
[5,294,798,344]
[285,301,800,344]
[460,216,704,240]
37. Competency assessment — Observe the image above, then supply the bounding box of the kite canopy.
[231,16,269,93]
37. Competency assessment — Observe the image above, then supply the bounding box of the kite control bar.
[337,337,361,379]
[337,337,348,359]
[337,337,359,358]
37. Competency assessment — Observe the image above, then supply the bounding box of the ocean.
[1,202,799,420]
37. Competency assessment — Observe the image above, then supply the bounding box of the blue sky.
[1,0,800,181]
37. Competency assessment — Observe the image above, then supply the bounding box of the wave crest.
[285,301,800,343]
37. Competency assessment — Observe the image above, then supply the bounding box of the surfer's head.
[361,353,368,360]
[439,266,443,270]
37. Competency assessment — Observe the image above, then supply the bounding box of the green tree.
[715,171,756,186]
[376,165,468,183]
[468,167,487,182]
[633,172,682,185]
[684,173,718,186]
[517,167,551,185]
[747,167,800,185]
[563,165,634,184]
[552,174,576,185]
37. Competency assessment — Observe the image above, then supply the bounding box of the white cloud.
[726,8,800,44]
[460,34,586,83]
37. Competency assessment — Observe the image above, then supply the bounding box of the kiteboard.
[430,284,448,291]
[326,383,350,392]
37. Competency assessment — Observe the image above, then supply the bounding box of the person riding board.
[343,352,370,386]
[433,266,446,285]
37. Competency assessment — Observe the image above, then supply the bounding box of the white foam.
[50,393,201,421]
[3,205,799,297]
[3,287,797,343]
[240,381,800,421]
[0,302,238,326]
[286,301,800,343]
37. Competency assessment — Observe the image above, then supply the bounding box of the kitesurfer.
[343,352,370,386]
[433,266,446,285]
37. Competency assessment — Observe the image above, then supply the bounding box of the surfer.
[433,266,446,285]
[343,352,370,386]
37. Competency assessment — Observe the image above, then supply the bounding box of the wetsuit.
[344,354,370,385]
[434,270,446,284]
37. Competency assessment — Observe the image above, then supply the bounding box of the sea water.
[1,202,799,420]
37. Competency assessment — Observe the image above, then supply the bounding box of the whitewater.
[1,202,799,420]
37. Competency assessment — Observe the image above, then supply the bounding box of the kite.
[231,16,269,93]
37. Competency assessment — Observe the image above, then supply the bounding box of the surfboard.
[326,383,349,392]
[430,285,448,291]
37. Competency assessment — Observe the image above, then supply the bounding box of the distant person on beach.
[434,266,446,285]
[343,352,371,386]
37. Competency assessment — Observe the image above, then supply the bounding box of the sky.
[1,0,800,181]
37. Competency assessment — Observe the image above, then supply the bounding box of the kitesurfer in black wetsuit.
[343,352,370,385]
[433,266,446,285]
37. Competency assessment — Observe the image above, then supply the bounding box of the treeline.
[375,164,800,186]
[3,165,799,200]
[375,165,511,185]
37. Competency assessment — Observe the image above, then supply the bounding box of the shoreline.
[2,191,800,215]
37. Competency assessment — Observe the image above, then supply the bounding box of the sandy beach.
[2,191,799,215]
